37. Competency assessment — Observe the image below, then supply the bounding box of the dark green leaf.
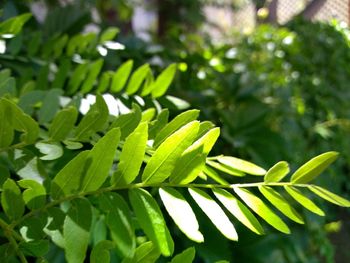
[49,106,78,141]
[122,241,160,263]
[100,27,119,43]
[19,240,49,257]
[63,198,92,263]
[52,58,71,90]
[80,59,104,94]
[18,179,46,210]
[1,178,25,220]
[129,189,174,256]
[38,89,63,124]
[149,109,169,139]
[291,152,339,183]
[99,193,135,258]
[90,240,115,263]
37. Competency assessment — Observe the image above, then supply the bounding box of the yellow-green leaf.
[151,63,177,98]
[111,60,133,93]
[217,156,266,176]
[264,161,289,183]
[308,185,350,207]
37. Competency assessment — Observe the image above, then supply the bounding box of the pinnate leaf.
[264,161,289,183]
[129,189,174,256]
[308,185,350,207]
[291,151,339,183]
[142,121,199,183]
[159,187,204,242]
[151,63,177,98]
[90,240,114,263]
[284,186,325,216]
[217,156,266,176]
[111,60,133,92]
[170,247,196,263]
[189,188,238,241]
[212,188,264,235]
[234,187,290,234]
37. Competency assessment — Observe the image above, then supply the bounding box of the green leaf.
[67,63,89,95]
[284,186,325,216]
[202,166,229,185]
[125,64,150,95]
[111,60,134,92]
[212,188,264,235]
[264,161,289,183]
[18,90,45,115]
[38,89,63,124]
[154,109,200,148]
[170,247,196,263]
[0,98,39,144]
[206,160,245,177]
[0,101,14,148]
[217,156,266,176]
[259,186,304,224]
[151,63,177,98]
[0,165,10,189]
[49,106,78,141]
[1,179,25,220]
[75,94,109,140]
[234,187,290,234]
[99,193,135,258]
[100,27,119,43]
[159,187,204,242]
[63,198,92,263]
[80,128,120,192]
[170,127,220,184]
[80,59,104,94]
[149,109,169,139]
[112,122,148,185]
[291,151,339,183]
[141,108,156,122]
[18,179,46,210]
[110,103,142,139]
[51,151,90,199]
[52,58,71,90]
[90,240,115,263]
[0,13,32,35]
[308,185,350,207]
[142,121,199,183]
[19,240,49,257]
[0,77,16,97]
[189,188,238,241]
[35,142,63,161]
[129,188,174,256]
[96,71,112,93]
[122,241,160,263]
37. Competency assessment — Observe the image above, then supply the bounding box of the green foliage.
[0,10,349,263]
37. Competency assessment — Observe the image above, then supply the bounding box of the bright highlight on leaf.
[308,185,350,207]
[264,161,289,182]
[159,187,204,242]
[217,156,266,176]
[189,187,238,241]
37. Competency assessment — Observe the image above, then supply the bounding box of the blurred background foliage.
[1,0,350,262]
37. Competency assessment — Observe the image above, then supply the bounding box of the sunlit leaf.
[151,63,177,98]
[259,186,304,224]
[264,161,289,183]
[112,122,148,185]
[153,109,199,148]
[122,241,160,263]
[111,60,133,92]
[159,187,204,242]
[35,142,63,161]
[142,121,199,183]
[206,160,245,177]
[308,185,350,207]
[284,186,325,216]
[213,188,264,235]
[129,189,174,256]
[234,187,290,234]
[189,188,238,241]
[217,156,266,176]
[126,64,150,95]
[291,152,339,183]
